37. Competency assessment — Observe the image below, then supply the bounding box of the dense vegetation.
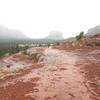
[0,41,19,56]
[0,39,65,57]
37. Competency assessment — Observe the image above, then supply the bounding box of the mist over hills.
[0,24,100,43]
[0,25,64,41]
[0,25,28,40]
[46,31,64,40]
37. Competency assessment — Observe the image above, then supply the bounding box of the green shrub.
[76,31,84,41]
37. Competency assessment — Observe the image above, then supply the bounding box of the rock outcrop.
[87,25,100,36]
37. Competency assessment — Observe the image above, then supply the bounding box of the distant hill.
[86,25,100,36]
[0,25,28,41]
[46,31,64,40]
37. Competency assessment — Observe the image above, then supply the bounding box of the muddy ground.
[0,47,100,100]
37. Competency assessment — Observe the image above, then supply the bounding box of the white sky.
[0,0,100,39]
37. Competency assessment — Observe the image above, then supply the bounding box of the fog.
[0,0,100,38]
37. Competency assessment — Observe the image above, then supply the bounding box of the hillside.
[54,31,100,50]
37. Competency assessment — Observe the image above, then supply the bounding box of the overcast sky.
[0,0,100,38]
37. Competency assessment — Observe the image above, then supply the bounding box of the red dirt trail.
[0,48,100,100]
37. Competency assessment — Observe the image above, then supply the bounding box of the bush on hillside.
[76,31,84,41]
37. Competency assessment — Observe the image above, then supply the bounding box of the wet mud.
[0,48,100,100]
